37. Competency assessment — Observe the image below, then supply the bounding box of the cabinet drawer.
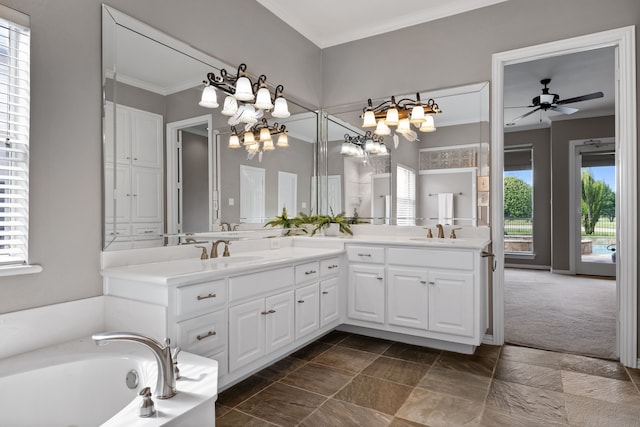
[176,310,227,355]
[387,247,474,270]
[229,267,294,302]
[132,223,163,239]
[346,245,385,263]
[295,261,320,284]
[176,280,226,317]
[320,257,341,276]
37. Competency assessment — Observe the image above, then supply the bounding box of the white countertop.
[294,235,491,250]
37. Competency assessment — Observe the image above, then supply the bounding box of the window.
[396,164,415,226]
[504,146,533,254]
[0,8,30,266]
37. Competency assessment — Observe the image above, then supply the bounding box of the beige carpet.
[504,268,617,359]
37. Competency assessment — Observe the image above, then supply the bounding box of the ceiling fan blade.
[506,107,541,125]
[556,92,603,105]
[505,105,535,109]
[550,105,579,115]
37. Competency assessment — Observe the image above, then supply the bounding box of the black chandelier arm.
[274,84,285,98]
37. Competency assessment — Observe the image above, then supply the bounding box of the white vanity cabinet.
[345,243,487,348]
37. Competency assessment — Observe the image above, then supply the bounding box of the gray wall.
[0,0,321,314]
[182,131,209,233]
[505,128,552,268]
[551,116,615,271]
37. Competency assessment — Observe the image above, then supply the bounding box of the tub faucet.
[92,332,176,399]
[436,224,445,238]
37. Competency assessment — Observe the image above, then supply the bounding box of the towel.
[438,193,454,225]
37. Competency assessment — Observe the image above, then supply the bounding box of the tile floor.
[215,331,640,426]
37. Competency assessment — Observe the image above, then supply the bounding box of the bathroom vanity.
[101,231,490,390]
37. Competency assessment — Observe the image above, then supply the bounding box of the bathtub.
[0,336,218,426]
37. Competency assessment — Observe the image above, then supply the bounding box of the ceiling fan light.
[233,75,255,101]
[221,95,238,116]
[254,86,274,110]
[540,94,554,104]
[419,115,436,133]
[362,110,377,128]
[385,107,399,126]
[374,119,391,136]
[243,131,256,145]
[277,132,289,147]
[198,85,219,108]
[272,96,290,118]
[409,105,426,124]
[228,133,241,148]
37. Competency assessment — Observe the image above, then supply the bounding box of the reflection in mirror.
[322,82,490,226]
[102,6,318,250]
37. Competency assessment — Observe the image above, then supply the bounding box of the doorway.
[491,26,637,366]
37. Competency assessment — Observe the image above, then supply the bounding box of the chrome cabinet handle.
[298,300,305,303]
[305,270,317,275]
[196,293,216,300]
[328,265,338,269]
[143,230,154,234]
[357,253,371,257]
[268,309,276,314]
[322,291,329,295]
[196,330,216,341]
[376,276,383,280]
[429,281,435,285]
[261,309,277,314]
[420,280,427,284]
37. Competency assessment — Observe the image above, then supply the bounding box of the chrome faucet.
[92,332,177,399]
[436,224,445,238]
[211,239,230,258]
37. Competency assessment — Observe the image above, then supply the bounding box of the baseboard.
[482,334,496,345]
[505,263,551,270]
[550,269,573,275]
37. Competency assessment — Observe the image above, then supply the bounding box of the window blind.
[0,15,30,265]
[396,165,415,226]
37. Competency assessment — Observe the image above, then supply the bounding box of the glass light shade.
[340,142,352,155]
[277,132,289,147]
[374,119,391,136]
[419,115,436,132]
[272,96,291,118]
[221,95,238,116]
[409,105,426,124]
[364,139,375,153]
[239,104,258,124]
[259,127,271,142]
[243,131,256,145]
[372,142,382,154]
[396,118,411,134]
[263,138,275,151]
[228,134,240,148]
[379,144,388,155]
[254,86,274,110]
[362,110,377,128]
[233,75,255,101]
[198,85,219,108]
[385,107,399,126]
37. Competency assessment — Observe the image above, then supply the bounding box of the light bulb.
[362,110,377,128]
[198,85,219,108]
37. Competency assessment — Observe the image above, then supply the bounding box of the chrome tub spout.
[92,332,176,399]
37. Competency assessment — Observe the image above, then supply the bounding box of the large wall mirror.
[102,5,318,251]
[322,82,490,227]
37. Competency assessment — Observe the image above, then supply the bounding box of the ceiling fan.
[506,78,603,126]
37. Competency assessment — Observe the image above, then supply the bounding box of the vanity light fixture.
[200,63,291,155]
[340,132,388,157]
[362,93,441,136]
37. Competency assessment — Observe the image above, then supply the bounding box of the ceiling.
[504,47,615,132]
[256,0,510,48]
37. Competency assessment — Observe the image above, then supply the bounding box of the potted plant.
[264,207,305,236]
[312,209,353,237]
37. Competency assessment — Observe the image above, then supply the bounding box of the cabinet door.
[229,299,265,372]
[265,291,294,353]
[131,167,163,223]
[130,109,163,168]
[320,278,339,327]
[347,264,385,324]
[295,283,320,339]
[388,267,429,330]
[428,270,474,337]
[104,164,131,222]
